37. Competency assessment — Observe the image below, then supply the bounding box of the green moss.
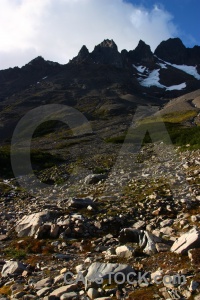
[140,110,198,124]
[5,248,27,259]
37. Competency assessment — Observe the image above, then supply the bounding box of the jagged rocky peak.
[126,40,154,65]
[27,56,45,66]
[154,38,187,64]
[78,45,89,58]
[91,39,123,67]
[97,39,118,50]
[133,40,153,61]
[25,56,59,68]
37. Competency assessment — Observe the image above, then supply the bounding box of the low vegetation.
[0,145,64,178]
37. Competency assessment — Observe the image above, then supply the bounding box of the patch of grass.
[123,177,171,204]
[161,110,198,123]
[92,166,108,174]
[5,238,55,260]
[140,110,198,124]
[105,122,200,149]
[54,137,91,149]
[0,285,12,296]
[127,285,159,300]
[5,248,27,259]
[32,120,68,138]
[0,145,64,178]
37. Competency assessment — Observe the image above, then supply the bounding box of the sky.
[0,0,199,70]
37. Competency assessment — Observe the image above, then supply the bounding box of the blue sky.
[0,0,199,70]
[126,0,200,46]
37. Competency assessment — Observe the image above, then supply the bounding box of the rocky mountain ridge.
[1,37,200,101]
[0,37,200,299]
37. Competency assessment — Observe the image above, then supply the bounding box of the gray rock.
[60,292,78,300]
[67,198,94,208]
[171,227,200,254]
[132,220,146,229]
[36,287,51,297]
[1,261,27,277]
[50,284,77,297]
[15,211,51,237]
[86,262,136,288]
[84,174,106,184]
[119,228,167,254]
[87,288,99,299]
[115,245,134,258]
[189,280,199,292]
[160,219,174,227]
[34,277,53,289]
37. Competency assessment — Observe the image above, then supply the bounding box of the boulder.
[87,288,99,299]
[115,245,134,258]
[67,198,94,208]
[86,262,136,288]
[15,211,51,237]
[35,224,51,239]
[1,261,27,277]
[84,174,106,184]
[119,228,167,255]
[34,277,53,289]
[171,227,200,254]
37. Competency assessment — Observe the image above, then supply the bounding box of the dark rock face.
[72,45,90,63]
[129,40,154,64]
[0,56,62,98]
[154,38,187,65]
[71,39,123,67]
[91,39,123,68]
[154,38,200,65]
[188,45,200,65]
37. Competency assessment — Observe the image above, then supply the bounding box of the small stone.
[36,287,51,297]
[189,280,199,292]
[60,268,68,274]
[60,292,78,300]
[87,288,99,299]
[50,284,77,297]
[115,245,134,258]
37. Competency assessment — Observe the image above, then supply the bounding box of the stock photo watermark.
[64,271,186,286]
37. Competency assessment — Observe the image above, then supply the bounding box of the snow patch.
[158,63,167,69]
[170,64,200,80]
[139,69,165,88]
[133,64,146,73]
[159,59,200,80]
[133,63,188,91]
[166,82,186,91]
[138,68,186,91]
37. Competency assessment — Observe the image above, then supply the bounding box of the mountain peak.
[90,39,122,67]
[27,56,45,65]
[97,39,118,50]
[127,40,154,64]
[154,38,187,64]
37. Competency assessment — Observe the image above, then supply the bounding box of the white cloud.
[0,0,178,69]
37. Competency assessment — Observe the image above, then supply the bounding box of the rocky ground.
[0,142,200,300]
